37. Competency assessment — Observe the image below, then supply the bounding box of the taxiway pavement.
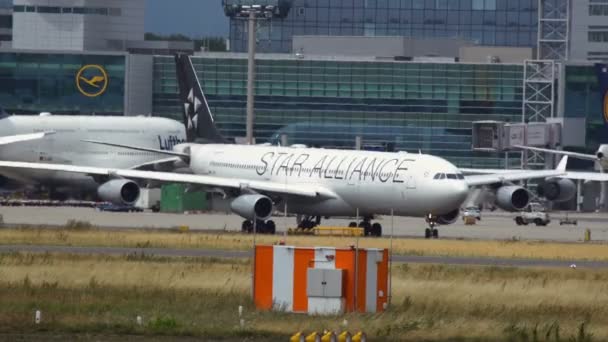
[0,244,604,268]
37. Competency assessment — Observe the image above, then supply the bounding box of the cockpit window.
[433,173,441,179]
[446,174,457,179]
[457,174,465,180]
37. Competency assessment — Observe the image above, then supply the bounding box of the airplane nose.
[447,181,469,207]
[456,181,469,202]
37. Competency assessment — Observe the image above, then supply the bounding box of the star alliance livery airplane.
[0,56,576,238]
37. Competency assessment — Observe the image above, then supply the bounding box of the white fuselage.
[187,144,469,218]
[0,115,186,191]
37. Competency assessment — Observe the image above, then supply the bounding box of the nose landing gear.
[424,214,439,239]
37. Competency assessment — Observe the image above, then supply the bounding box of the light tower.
[223,1,293,145]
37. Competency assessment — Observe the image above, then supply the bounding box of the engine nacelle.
[436,208,460,225]
[230,194,273,221]
[97,179,141,206]
[495,186,529,211]
[538,178,576,202]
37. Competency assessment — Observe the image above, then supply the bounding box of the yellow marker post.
[352,331,367,342]
[337,331,352,342]
[305,332,321,342]
[290,332,305,342]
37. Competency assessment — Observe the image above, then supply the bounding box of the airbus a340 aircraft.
[0,106,187,200]
[0,55,576,238]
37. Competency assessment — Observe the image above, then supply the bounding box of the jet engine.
[495,185,529,211]
[230,194,273,221]
[97,179,141,206]
[436,208,460,225]
[538,178,576,202]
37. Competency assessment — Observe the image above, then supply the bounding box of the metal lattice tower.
[537,0,570,61]
[522,60,556,168]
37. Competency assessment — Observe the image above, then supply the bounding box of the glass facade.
[229,0,538,53]
[0,0,11,42]
[0,52,125,115]
[564,64,607,151]
[153,54,524,168]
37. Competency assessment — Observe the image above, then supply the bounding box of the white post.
[353,211,359,312]
[388,208,394,306]
[35,310,41,324]
[252,214,257,300]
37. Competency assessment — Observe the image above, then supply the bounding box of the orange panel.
[292,248,315,312]
[254,246,274,310]
[356,250,367,313]
[335,249,356,312]
[376,249,389,312]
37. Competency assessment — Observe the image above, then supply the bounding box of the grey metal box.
[307,268,343,298]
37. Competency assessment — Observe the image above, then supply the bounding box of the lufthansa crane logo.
[76,65,108,97]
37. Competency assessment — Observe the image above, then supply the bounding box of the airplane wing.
[0,132,54,145]
[560,172,608,182]
[460,168,526,175]
[128,156,185,171]
[464,156,568,186]
[513,145,597,161]
[0,160,336,199]
[83,139,189,159]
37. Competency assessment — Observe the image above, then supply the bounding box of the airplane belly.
[286,196,354,216]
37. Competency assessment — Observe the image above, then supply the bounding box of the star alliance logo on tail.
[184,88,202,132]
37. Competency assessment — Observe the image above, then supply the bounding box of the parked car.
[462,206,481,221]
[514,202,550,226]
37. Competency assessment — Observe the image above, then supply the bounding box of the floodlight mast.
[232,5,275,145]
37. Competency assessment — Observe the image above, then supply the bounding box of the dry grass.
[2,227,608,261]
[0,252,606,341]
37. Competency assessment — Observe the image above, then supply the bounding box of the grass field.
[2,225,608,261]
[0,252,606,341]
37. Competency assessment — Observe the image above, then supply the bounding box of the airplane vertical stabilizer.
[595,63,608,125]
[174,54,228,143]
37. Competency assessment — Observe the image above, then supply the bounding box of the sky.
[145,0,229,38]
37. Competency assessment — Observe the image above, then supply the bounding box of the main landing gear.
[241,219,276,235]
[348,217,382,237]
[424,214,439,239]
[297,215,321,230]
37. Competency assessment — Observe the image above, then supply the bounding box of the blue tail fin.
[596,63,608,124]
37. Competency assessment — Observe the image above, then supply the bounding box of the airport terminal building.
[0,48,604,170]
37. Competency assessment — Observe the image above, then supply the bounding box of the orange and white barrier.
[254,245,389,314]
